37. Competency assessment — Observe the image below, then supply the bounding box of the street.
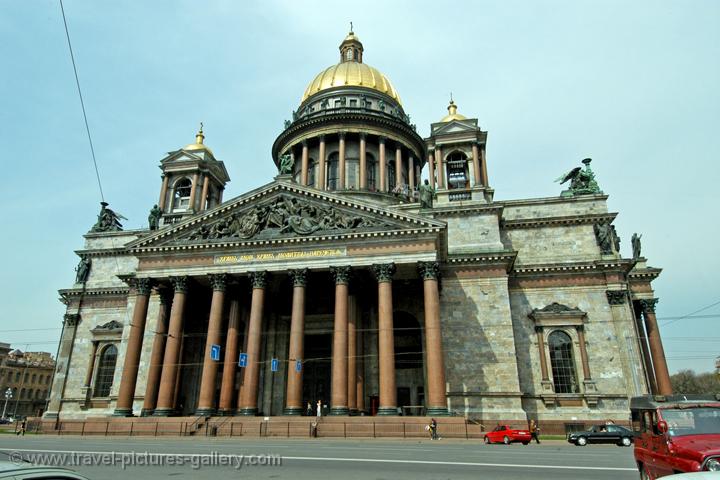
[0,435,639,479]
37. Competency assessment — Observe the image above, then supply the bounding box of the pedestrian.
[429,418,438,440]
[316,399,322,417]
[529,419,540,444]
[16,419,26,436]
[306,401,313,416]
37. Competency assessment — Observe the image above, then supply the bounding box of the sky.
[1,0,719,374]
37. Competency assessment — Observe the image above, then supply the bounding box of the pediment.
[431,119,479,136]
[130,180,445,251]
[161,149,205,165]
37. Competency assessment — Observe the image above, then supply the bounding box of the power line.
[59,0,105,202]
[661,299,720,327]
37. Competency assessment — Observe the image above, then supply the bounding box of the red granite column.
[471,142,482,186]
[330,266,351,415]
[373,263,397,415]
[318,135,326,191]
[141,288,171,416]
[114,277,153,416]
[338,133,346,190]
[238,271,268,415]
[428,151,436,189]
[189,172,200,211]
[284,269,308,415]
[218,294,241,415]
[301,140,309,186]
[158,175,169,210]
[379,137,387,192]
[196,274,228,415]
[641,299,672,395]
[356,318,365,413]
[347,294,358,414]
[359,133,367,190]
[154,276,189,416]
[418,262,448,415]
[633,301,657,393]
[480,145,489,186]
[436,146,445,189]
[83,341,99,389]
[576,326,592,381]
[408,156,415,192]
[536,327,550,382]
[395,144,402,189]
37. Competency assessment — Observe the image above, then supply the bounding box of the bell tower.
[339,26,363,63]
[156,125,230,226]
[425,98,491,204]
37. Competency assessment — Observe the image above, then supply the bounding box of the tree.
[670,370,720,394]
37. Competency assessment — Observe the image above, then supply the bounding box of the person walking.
[16,419,26,436]
[306,401,313,416]
[429,418,438,440]
[529,419,540,444]
[316,400,322,417]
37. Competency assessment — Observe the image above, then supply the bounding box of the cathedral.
[45,31,670,428]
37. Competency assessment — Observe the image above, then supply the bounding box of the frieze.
[214,248,346,265]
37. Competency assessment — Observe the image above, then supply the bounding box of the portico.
[111,180,449,417]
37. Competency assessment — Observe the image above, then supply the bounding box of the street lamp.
[2,388,12,419]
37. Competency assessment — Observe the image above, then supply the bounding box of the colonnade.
[112,261,448,417]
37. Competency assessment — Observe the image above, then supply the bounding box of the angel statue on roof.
[555,158,602,197]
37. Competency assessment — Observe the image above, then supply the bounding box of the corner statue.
[632,233,642,260]
[418,179,436,208]
[278,153,294,175]
[75,257,91,284]
[556,158,602,197]
[148,204,161,230]
[90,202,126,233]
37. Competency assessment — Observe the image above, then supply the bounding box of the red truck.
[631,395,720,478]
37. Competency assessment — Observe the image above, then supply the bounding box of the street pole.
[2,388,12,418]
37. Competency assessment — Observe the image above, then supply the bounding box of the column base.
[330,407,349,416]
[112,408,134,417]
[283,407,303,415]
[152,408,175,417]
[194,407,215,417]
[377,407,398,416]
[43,412,59,420]
[237,407,258,416]
[349,408,359,416]
[140,408,155,417]
[426,406,449,416]
[216,409,236,416]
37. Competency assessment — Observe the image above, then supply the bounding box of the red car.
[484,425,532,445]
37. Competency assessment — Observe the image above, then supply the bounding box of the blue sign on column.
[295,359,302,372]
[210,344,221,361]
[271,358,279,372]
[238,353,248,367]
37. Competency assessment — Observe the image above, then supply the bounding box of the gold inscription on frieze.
[213,248,346,264]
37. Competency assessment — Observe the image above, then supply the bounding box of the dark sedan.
[567,424,634,447]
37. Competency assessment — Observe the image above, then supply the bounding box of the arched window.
[327,153,339,191]
[32,374,36,383]
[548,331,578,393]
[93,344,118,397]
[20,388,26,399]
[15,372,20,382]
[366,153,377,191]
[446,151,469,190]
[172,178,193,211]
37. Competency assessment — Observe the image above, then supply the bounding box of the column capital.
[331,265,352,285]
[301,139,308,147]
[319,134,326,142]
[575,324,585,332]
[379,136,386,144]
[372,263,396,283]
[250,271,268,289]
[170,276,189,293]
[338,132,346,140]
[534,325,544,334]
[209,273,228,292]
[127,277,154,296]
[289,268,309,287]
[359,132,367,140]
[606,290,627,305]
[417,261,440,280]
[640,298,659,314]
[63,313,81,326]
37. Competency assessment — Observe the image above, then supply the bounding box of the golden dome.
[183,124,214,156]
[440,99,467,122]
[301,62,402,105]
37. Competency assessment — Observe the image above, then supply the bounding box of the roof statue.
[632,233,642,260]
[90,202,126,233]
[278,153,294,174]
[556,158,602,197]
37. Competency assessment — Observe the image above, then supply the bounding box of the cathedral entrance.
[302,333,332,413]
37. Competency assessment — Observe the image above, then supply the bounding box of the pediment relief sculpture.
[178,195,394,243]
